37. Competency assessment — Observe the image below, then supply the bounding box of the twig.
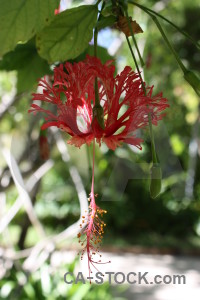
[18,181,41,249]
[1,148,46,237]
[0,158,54,234]
[23,128,88,272]
[0,115,41,192]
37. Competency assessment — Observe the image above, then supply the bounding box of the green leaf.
[72,45,114,64]
[0,0,60,56]
[17,52,51,93]
[0,42,33,71]
[36,5,98,63]
[0,40,51,92]
[97,15,117,30]
[87,45,114,64]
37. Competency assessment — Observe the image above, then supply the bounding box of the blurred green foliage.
[0,0,200,253]
[0,0,200,299]
[0,258,125,300]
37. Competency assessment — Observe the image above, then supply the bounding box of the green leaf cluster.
[0,0,60,56]
[0,2,116,93]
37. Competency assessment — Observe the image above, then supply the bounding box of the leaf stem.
[126,36,157,163]
[124,7,144,67]
[126,37,144,89]
[128,0,200,50]
[96,0,103,6]
[127,1,190,75]
[128,1,200,97]
[150,15,187,74]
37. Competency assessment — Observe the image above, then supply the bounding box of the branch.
[1,148,49,237]
[0,158,54,234]
[23,128,88,272]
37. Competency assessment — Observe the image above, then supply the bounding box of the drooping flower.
[29,55,168,151]
[29,55,169,278]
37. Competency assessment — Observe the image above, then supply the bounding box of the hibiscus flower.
[29,55,168,151]
[29,55,168,278]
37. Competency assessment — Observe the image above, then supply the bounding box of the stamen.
[77,142,110,280]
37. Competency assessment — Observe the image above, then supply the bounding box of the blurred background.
[0,0,200,299]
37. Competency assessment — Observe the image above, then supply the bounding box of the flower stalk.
[93,2,105,129]
[128,1,200,98]
[86,145,92,180]
[78,142,109,280]
[150,15,200,97]
[150,15,187,74]
[124,8,162,198]
[128,0,200,51]
[125,27,157,161]
[124,7,144,67]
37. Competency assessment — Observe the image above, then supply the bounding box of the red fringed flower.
[29,55,169,279]
[29,55,169,151]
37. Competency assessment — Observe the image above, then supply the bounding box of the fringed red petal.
[29,55,169,149]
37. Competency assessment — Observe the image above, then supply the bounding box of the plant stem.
[126,36,157,163]
[96,0,103,6]
[150,15,187,74]
[126,37,145,89]
[94,1,105,107]
[94,26,100,106]
[124,7,144,67]
[127,1,187,74]
[128,0,200,50]
[94,27,98,58]
[94,1,105,58]
[95,78,100,106]
[91,141,96,195]
[148,115,157,163]
[86,145,92,180]
[128,1,200,98]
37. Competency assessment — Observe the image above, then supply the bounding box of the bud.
[150,163,162,199]
[184,70,200,96]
